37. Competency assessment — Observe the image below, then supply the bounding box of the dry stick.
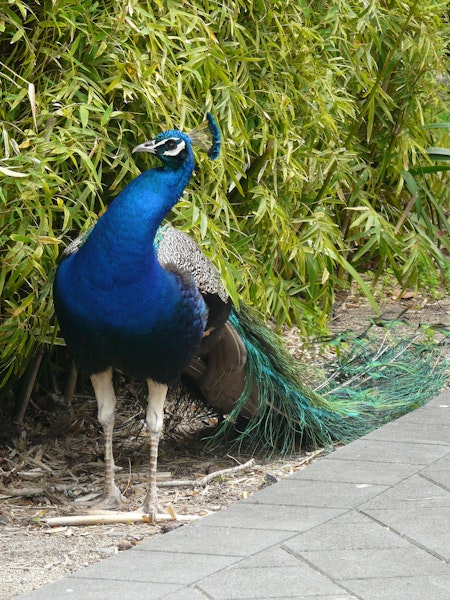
[294,448,326,466]
[44,511,198,527]
[14,348,45,423]
[394,192,418,235]
[158,458,255,488]
[1,483,89,502]
[0,484,69,498]
[63,360,78,406]
[21,454,54,473]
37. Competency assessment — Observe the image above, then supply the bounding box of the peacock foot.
[139,501,166,523]
[90,485,126,511]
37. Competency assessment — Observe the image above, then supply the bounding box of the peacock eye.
[165,139,178,150]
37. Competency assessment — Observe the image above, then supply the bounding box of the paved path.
[20,391,450,599]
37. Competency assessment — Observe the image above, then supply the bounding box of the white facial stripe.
[153,137,177,149]
[163,139,186,157]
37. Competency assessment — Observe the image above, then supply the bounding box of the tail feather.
[209,303,449,454]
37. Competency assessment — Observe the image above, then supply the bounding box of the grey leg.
[142,379,167,519]
[91,368,125,509]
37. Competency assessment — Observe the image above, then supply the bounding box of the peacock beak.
[132,140,157,154]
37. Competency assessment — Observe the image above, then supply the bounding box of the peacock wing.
[59,225,95,262]
[155,224,232,330]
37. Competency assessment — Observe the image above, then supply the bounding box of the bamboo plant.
[0,0,448,396]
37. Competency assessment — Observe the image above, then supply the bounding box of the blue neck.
[79,157,194,276]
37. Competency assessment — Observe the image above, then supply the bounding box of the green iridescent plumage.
[207,303,449,454]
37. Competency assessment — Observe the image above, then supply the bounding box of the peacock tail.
[208,303,449,454]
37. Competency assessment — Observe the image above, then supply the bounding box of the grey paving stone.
[161,587,212,599]
[195,596,355,600]
[195,500,345,532]
[299,546,449,580]
[253,597,355,600]
[360,474,450,509]
[195,595,357,600]
[403,405,450,425]
[365,420,450,445]
[289,456,421,485]
[376,396,450,426]
[19,578,180,599]
[363,505,450,560]
[196,563,347,599]
[283,510,409,552]
[71,548,240,584]
[281,597,356,600]
[422,390,450,409]
[420,454,450,488]
[230,546,308,568]
[242,479,388,509]
[136,523,295,556]
[428,389,450,405]
[325,438,450,464]
[343,574,450,600]
[210,597,356,600]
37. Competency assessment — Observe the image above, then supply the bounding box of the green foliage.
[0,0,449,394]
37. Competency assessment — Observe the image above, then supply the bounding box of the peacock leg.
[91,368,125,509]
[142,379,168,520]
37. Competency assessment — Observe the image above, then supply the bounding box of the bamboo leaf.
[79,106,89,129]
[401,170,419,197]
[0,166,28,178]
[423,123,450,129]
[426,147,450,162]
[339,258,379,314]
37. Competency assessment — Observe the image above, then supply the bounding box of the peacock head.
[132,130,192,170]
[132,113,220,170]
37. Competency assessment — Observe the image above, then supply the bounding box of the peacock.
[53,113,448,519]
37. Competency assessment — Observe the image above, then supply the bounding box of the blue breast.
[54,256,207,382]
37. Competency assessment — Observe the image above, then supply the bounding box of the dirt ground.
[2,288,450,599]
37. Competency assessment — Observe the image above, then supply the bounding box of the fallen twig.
[296,448,326,466]
[0,484,69,499]
[158,457,256,488]
[44,510,199,527]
